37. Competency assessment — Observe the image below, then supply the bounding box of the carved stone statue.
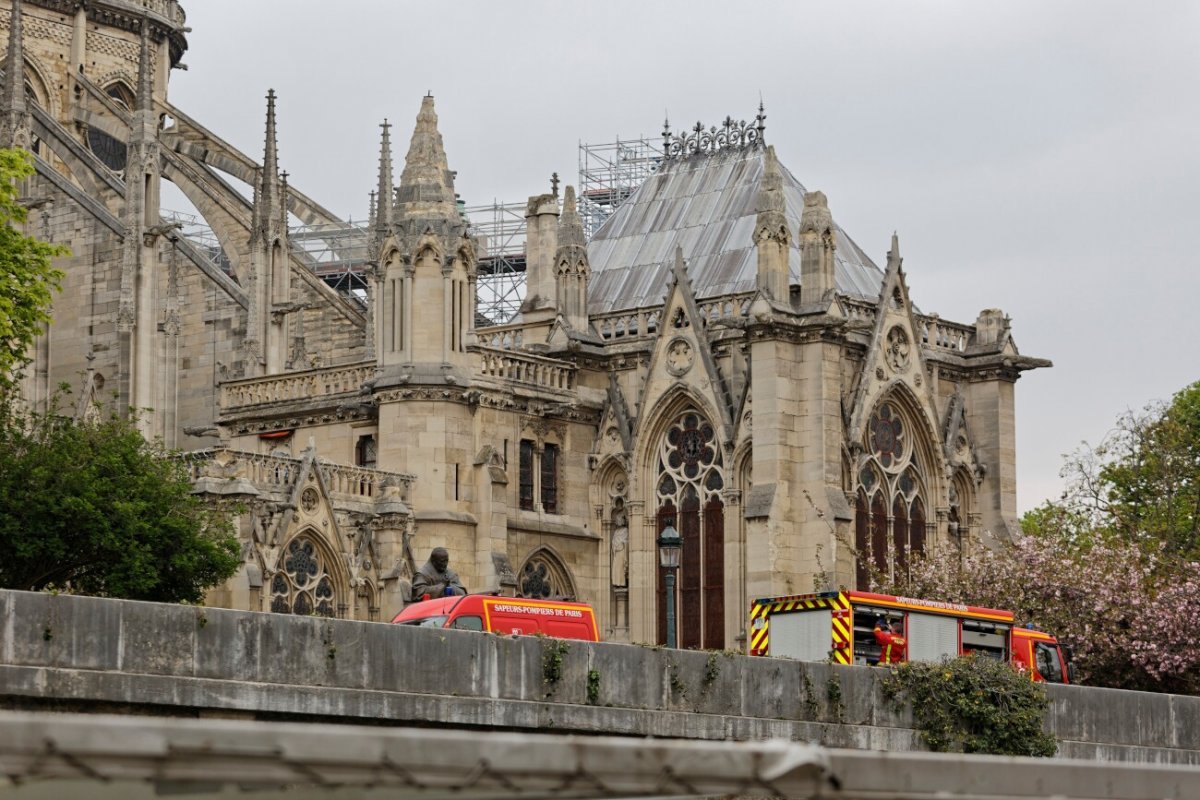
[411,547,467,601]
[610,500,629,589]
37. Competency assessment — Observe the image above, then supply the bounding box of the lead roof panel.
[586,144,886,315]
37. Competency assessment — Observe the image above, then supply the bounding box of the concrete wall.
[0,590,1196,764]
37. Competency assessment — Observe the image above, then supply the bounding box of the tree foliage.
[0,148,66,385]
[0,390,240,603]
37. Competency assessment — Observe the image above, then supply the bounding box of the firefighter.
[874,617,907,665]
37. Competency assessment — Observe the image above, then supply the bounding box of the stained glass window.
[869,403,904,469]
[655,409,725,649]
[269,536,338,617]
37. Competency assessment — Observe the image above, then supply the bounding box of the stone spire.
[0,0,30,149]
[554,185,590,331]
[249,87,284,244]
[887,231,902,272]
[395,95,458,222]
[375,119,394,234]
[245,89,290,376]
[798,188,836,306]
[753,145,790,303]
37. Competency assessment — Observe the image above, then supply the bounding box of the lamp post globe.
[657,522,682,649]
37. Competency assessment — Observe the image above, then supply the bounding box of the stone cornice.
[26,0,188,65]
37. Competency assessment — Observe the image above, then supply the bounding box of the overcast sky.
[165,1,1200,513]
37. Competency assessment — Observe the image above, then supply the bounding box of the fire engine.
[749,590,1075,683]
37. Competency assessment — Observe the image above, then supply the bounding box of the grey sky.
[165,1,1200,513]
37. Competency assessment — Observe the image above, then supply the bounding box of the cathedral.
[2,0,1048,647]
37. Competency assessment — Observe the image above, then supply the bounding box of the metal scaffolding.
[162,133,664,326]
[577,135,663,239]
[465,200,529,325]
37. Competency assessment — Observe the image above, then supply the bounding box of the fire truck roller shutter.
[907,613,959,662]
[769,609,832,661]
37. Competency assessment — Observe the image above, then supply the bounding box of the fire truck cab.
[749,590,1073,683]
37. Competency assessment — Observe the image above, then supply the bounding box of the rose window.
[869,403,904,469]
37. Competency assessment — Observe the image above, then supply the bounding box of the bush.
[883,655,1057,757]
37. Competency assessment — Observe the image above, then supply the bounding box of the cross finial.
[550,172,559,197]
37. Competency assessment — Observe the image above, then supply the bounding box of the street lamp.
[657,521,682,649]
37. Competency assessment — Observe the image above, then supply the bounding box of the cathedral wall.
[26,176,124,412]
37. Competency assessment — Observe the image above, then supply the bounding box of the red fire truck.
[749,590,1074,683]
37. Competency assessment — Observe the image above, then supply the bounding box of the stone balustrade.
[220,363,376,410]
[919,316,973,353]
[477,347,575,392]
[180,448,413,502]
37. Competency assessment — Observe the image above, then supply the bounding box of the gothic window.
[516,437,564,515]
[518,550,575,599]
[541,444,559,514]
[355,434,377,468]
[519,439,535,511]
[85,83,136,173]
[269,535,339,617]
[656,409,725,649]
[854,399,930,589]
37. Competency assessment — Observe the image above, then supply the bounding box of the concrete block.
[193,606,262,682]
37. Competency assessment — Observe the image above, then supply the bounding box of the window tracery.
[270,535,339,617]
[655,409,725,649]
[518,550,575,599]
[855,400,929,589]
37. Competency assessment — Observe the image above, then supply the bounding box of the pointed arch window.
[854,400,930,589]
[656,410,725,649]
[270,535,340,617]
[518,550,576,600]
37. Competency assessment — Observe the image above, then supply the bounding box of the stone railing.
[477,347,575,392]
[594,308,659,341]
[220,363,376,410]
[476,326,525,350]
[918,316,973,353]
[842,298,876,325]
[180,447,413,503]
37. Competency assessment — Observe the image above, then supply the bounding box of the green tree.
[0,390,240,603]
[0,148,67,385]
[1091,381,1200,557]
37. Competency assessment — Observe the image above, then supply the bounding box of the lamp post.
[657,521,682,649]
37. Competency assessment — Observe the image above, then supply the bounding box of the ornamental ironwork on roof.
[661,104,767,161]
[586,120,885,316]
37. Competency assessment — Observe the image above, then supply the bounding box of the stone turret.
[753,145,790,303]
[245,89,291,376]
[522,181,559,321]
[0,0,30,149]
[554,185,590,332]
[377,95,476,376]
[799,189,836,305]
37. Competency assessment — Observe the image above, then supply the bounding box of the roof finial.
[755,95,767,140]
[550,171,559,198]
[887,231,902,270]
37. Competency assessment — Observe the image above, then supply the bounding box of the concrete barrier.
[0,590,1196,764]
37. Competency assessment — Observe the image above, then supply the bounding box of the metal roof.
[586,144,885,315]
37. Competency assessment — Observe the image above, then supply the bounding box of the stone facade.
[4,1,1049,646]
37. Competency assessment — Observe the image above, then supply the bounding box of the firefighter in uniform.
[874,617,908,665]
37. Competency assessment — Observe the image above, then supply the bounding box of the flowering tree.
[872,520,1200,694]
[870,381,1200,695]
